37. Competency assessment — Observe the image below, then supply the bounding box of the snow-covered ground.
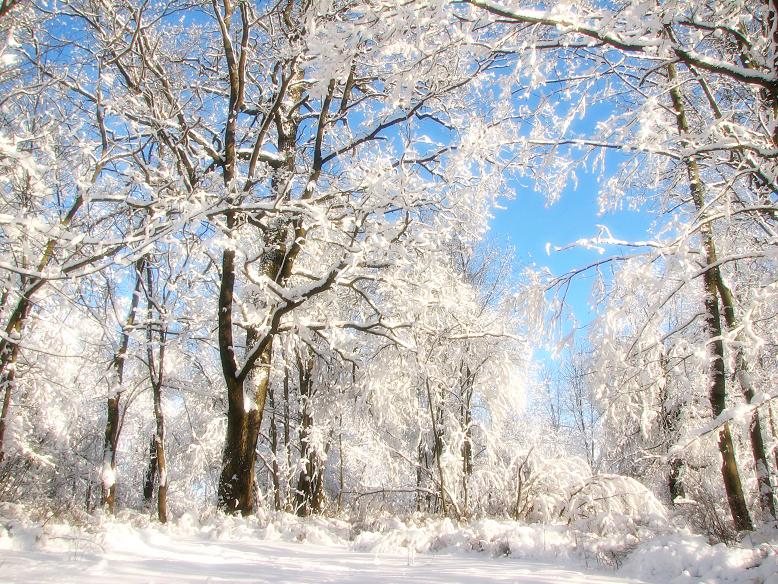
[1,505,776,584]
[1,534,643,584]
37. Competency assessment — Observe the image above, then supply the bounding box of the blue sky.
[487,167,653,332]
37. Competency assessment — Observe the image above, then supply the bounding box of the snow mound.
[618,532,778,584]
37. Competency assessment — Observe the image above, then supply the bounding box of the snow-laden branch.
[464,0,778,90]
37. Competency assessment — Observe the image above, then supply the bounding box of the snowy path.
[1,535,647,584]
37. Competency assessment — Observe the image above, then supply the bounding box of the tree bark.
[0,337,22,465]
[714,276,776,520]
[143,435,157,503]
[668,63,753,531]
[144,261,169,523]
[268,384,283,511]
[213,0,331,515]
[100,257,146,513]
[460,364,474,516]
[425,379,448,516]
[218,340,272,515]
[294,348,324,516]
[213,4,272,509]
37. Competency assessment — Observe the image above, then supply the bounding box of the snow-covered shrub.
[560,474,668,536]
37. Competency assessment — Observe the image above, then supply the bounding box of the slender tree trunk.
[668,458,685,502]
[337,414,345,513]
[283,364,292,511]
[142,261,169,523]
[416,435,425,512]
[0,340,21,465]
[152,402,168,524]
[101,257,146,513]
[425,379,447,516]
[460,365,473,517]
[101,395,121,512]
[668,63,753,531]
[294,349,324,516]
[767,0,778,146]
[658,351,686,503]
[268,384,282,511]
[143,435,157,503]
[715,277,776,520]
[769,404,778,475]
[85,479,93,513]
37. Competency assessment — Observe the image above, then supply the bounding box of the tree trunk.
[337,414,345,513]
[425,379,447,516]
[0,341,21,465]
[668,63,753,531]
[668,458,685,502]
[460,365,473,516]
[268,384,283,511]
[283,364,292,511]
[100,257,146,513]
[216,196,297,516]
[151,378,168,523]
[143,435,157,503]
[0,293,33,465]
[100,395,121,512]
[213,0,263,515]
[294,349,324,516]
[153,430,168,524]
[218,341,272,515]
[416,435,425,512]
[213,0,306,516]
[714,276,776,520]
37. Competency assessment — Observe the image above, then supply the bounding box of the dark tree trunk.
[217,200,298,516]
[153,429,168,524]
[148,262,169,524]
[143,435,157,503]
[283,365,292,510]
[218,343,272,515]
[214,1,316,516]
[214,0,262,516]
[150,375,168,524]
[294,349,324,516]
[101,395,121,512]
[659,353,686,504]
[416,436,425,512]
[337,412,345,513]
